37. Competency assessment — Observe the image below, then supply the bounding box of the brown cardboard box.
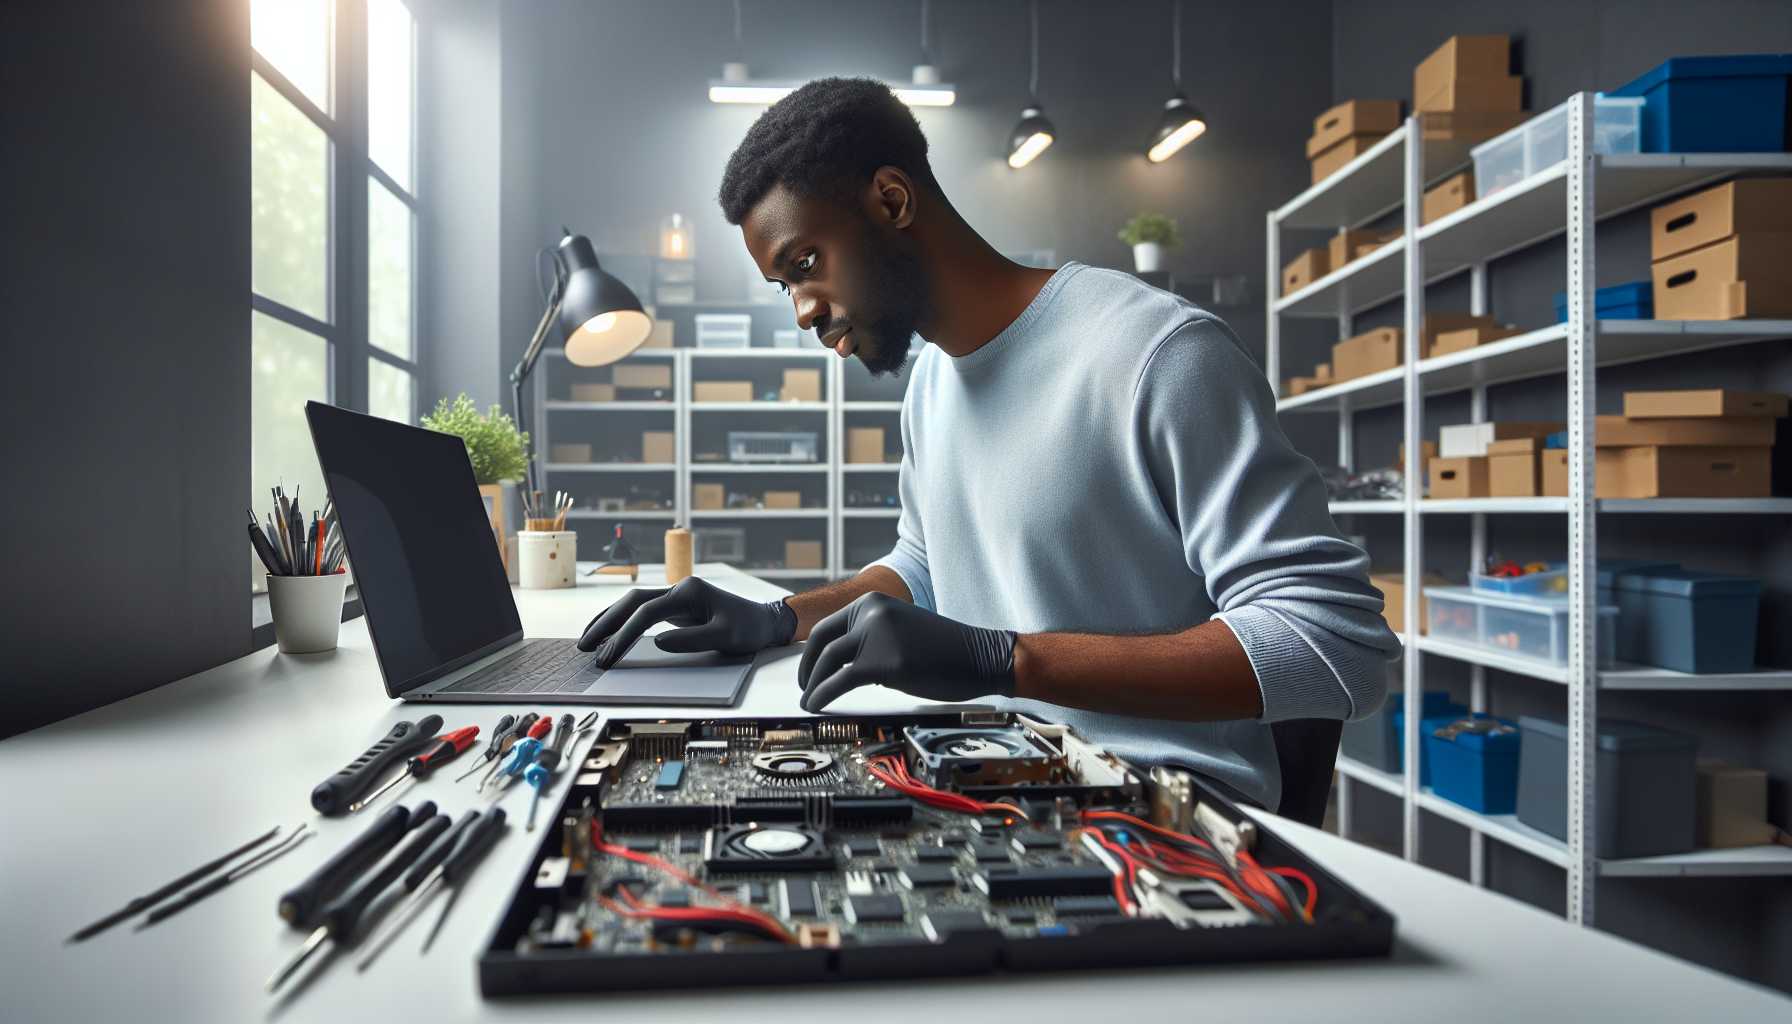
[614,364,672,390]
[1285,376,1326,396]
[693,380,754,402]
[1282,247,1331,294]
[1652,233,1792,320]
[1696,761,1776,849]
[548,443,592,463]
[1399,439,1438,477]
[642,431,675,464]
[779,368,822,402]
[1429,455,1490,499]
[570,383,616,402]
[1418,75,1523,114]
[847,427,886,464]
[1650,179,1792,262]
[1417,109,1526,143]
[1332,327,1402,381]
[1314,362,1333,381]
[1414,35,1511,110]
[640,320,675,348]
[1370,571,1449,635]
[1420,312,1503,355]
[1328,228,1400,269]
[784,540,824,570]
[1624,389,1790,419]
[1308,99,1403,156]
[1422,170,1475,225]
[1488,438,1541,497]
[1601,446,1772,499]
[1595,414,1776,448]
[1430,322,1520,357]
[693,482,726,510]
[1542,449,1568,497]
[763,490,802,509]
[1311,134,1384,184]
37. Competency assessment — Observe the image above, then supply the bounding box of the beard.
[847,227,927,377]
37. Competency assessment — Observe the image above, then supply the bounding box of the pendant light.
[1007,0,1055,169]
[1147,0,1207,163]
[707,0,956,106]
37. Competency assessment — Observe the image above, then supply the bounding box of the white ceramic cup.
[518,530,577,589]
[266,571,350,653]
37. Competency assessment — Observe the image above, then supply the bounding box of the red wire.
[590,826,795,942]
[1269,867,1318,918]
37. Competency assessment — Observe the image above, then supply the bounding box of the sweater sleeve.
[869,389,935,611]
[1134,317,1400,722]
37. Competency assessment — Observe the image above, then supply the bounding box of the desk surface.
[3,565,1786,1022]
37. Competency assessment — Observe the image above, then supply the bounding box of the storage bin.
[1613,568,1761,673]
[1425,715,1521,814]
[1472,96,1644,199]
[1424,586,1618,666]
[1608,54,1792,153]
[1516,716,1698,857]
[1341,690,1464,775]
[1552,281,1653,323]
[1598,561,1679,663]
[1472,565,1566,597]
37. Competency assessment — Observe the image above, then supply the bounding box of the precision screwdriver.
[310,715,444,816]
[524,713,577,831]
[353,810,484,970]
[481,715,553,794]
[349,725,480,813]
[453,713,518,783]
[138,825,314,929]
[267,805,451,994]
[67,825,284,942]
[420,808,509,953]
[472,712,540,788]
[278,803,424,928]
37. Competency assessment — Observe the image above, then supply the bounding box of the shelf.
[752,568,833,579]
[565,509,675,520]
[1414,633,1571,684]
[1273,125,1485,231]
[841,508,902,518]
[1276,365,1404,412]
[544,400,674,411]
[545,347,676,359]
[688,509,830,519]
[1599,845,1792,878]
[843,401,903,411]
[1418,497,1792,515]
[1420,498,1568,513]
[689,462,828,474]
[1598,665,1792,692]
[690,401,829,412]
[1272,235,1406,319]
[544,462,676,473]
[1416,789,1571,866]
[842,463,900,472]
[1329,500,1402,514]
[687,348,830,359]
[1334,755,1404,797]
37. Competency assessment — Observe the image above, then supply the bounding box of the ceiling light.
[1147,1,1207,163]
[707,1,953,106]
[1006,0,1053,169]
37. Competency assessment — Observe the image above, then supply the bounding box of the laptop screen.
[305,401,523,694]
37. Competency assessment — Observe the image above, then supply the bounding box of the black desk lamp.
[511,232,653,497]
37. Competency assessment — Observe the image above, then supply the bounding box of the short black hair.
[718,77,937,225]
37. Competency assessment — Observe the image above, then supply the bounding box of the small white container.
[518,530,578,589]
[1133,242,1164,273]
[267,572,350,654]
[1472,95,1645,200]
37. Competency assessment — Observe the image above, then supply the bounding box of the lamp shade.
[555,234,652,366]
[1147,94,1206,163]
[1007,106,1055,168]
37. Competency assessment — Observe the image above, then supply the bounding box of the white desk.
[3,564,1786,1022]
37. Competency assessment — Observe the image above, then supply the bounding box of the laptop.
[304,401,753,706]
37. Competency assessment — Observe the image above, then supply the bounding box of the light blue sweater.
[871,262,1400,810]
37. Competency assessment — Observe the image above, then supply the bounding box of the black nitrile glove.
[796,592,1016,712]
[578,576,797,669]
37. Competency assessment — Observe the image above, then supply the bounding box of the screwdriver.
[453,713,519,783]
[266,804,451,993]
[524,713,577,831]
[420,808,509,953]
[353,810,484,971]
[481,715,553,794]
[349,725,480,813]
[278,803,423,929]
[471,712,540,788]
[310,715,444,816]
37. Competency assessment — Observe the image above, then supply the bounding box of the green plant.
[422,393,530,484]
[1117,213,1180,248]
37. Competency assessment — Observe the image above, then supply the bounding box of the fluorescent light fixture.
[1007,132,1053,169]
[1147,95,1207,163]
[1007,106,1055,168]
[708,78,954,106]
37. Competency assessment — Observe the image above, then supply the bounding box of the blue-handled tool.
[523,714,577,830]
[482,716,553,799]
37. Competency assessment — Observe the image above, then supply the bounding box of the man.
[579,78,1399,811]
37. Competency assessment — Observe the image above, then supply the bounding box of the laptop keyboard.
[437,638,598,695]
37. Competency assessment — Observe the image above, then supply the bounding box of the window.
[250,0,419,589]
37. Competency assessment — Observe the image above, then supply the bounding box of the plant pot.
[477,482,508,573]
[1133,242,1164,273]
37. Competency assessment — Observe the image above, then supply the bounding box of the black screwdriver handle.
[535,714,578,774]
[503,713,538,752]
[444,807,507,885]
[477,714,517,763]
[319,811,451,941]
[279,804,411,926]
[311,715,444,815]
[404,811,481,890]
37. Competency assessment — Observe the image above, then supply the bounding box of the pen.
[288,487,306,576]
[314,514,326,575]
[249,511,285,576]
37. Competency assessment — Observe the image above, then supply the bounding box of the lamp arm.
[510,288,564,499]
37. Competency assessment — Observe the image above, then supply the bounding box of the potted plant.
[1117,213,1180,273]
[422,393,530,562]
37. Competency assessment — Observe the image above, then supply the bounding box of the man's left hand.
[796,592,1017,712]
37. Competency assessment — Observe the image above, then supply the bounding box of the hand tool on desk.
[353,810,484,971]
[483,715,555,798]
[420,808,508,953]
[278,802,430,927]
[267,805,450,994]
[137,824,314,929]
[569,710,599,744]
[454,713,521,783]
[310,714,443,815]
[478,713,550,791]
[524,713,577,831]
[67,824,285,942]
[349,725,480,813]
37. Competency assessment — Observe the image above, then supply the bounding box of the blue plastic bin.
[1341,690,1462,775]
[1614,568,1761,673]
[1425,714,1521,814]
[1391,696,1467,782]
[1609,54,1792,153]
[1553,281,1653,323]
[1597,559,1680,658]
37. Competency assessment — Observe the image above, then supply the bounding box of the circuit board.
[478,710,1394,995]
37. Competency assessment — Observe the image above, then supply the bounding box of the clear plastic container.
[1471,566,1567,598]
[1425,586,1618,666]
[1473,96,1645,200]
[1472,131,1526,199]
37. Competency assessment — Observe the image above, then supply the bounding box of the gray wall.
[1,0,251,739]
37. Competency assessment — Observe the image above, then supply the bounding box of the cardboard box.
[639,319,675,348]
[1651,233,1792,320]
[569,383,616,402]
[779,368,822,402]
[1650,179,1792,262]
[693,380,754,402]
[1308,99,1403,156]
[1328,228,1400,269]
[1623,389,1789,419]
[1417,75,1522,114]
[1431,323,1519,357]
[1314,362,1333,381]
[1420,312,1502,355]
[548,443,592,463]
[1370,571,1449,635]
[693,482,726,510]
[1429,455,1490,499]
[1600,446,1772,499]
[1488,438,1541,497]
[1422,170,1475,225]
[763,490,802,509]
[1417,109,1527,143]
[784,540,824,570]
[1414,34,1511,111]
[847,427,886,464]
[1439,421,1562,458]
[1696,761,1776,849]
[642,431,675,464]
[1399,439,1438,476]
[1285,376,1326,396]
[1311,134,1384,184]
[614,364,672,390]
[1332,327,1402,381]
[1594,414,1776,448]
[1542,449,1569,497]
[1282,247,1331,294]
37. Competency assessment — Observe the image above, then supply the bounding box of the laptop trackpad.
[579,642,755,704]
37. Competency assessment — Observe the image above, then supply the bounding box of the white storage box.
[728,430,819,463]
[695,314,752,348]
[1425,585,1618,666]
[1472,96,1644,200]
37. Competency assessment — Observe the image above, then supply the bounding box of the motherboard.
[478,710,1393,994]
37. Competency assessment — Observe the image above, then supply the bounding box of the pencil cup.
[518,530,577,589]
[267,571,350,654]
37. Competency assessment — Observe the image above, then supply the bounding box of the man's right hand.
[576,576,798,670]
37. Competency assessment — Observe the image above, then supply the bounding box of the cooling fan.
[749,749,840,787]
[902,725,1058,788]
[702,824,836,873]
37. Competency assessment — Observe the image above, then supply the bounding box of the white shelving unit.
[1268,97,1792,923]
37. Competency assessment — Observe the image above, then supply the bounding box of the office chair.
[1270,718,1342,828]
